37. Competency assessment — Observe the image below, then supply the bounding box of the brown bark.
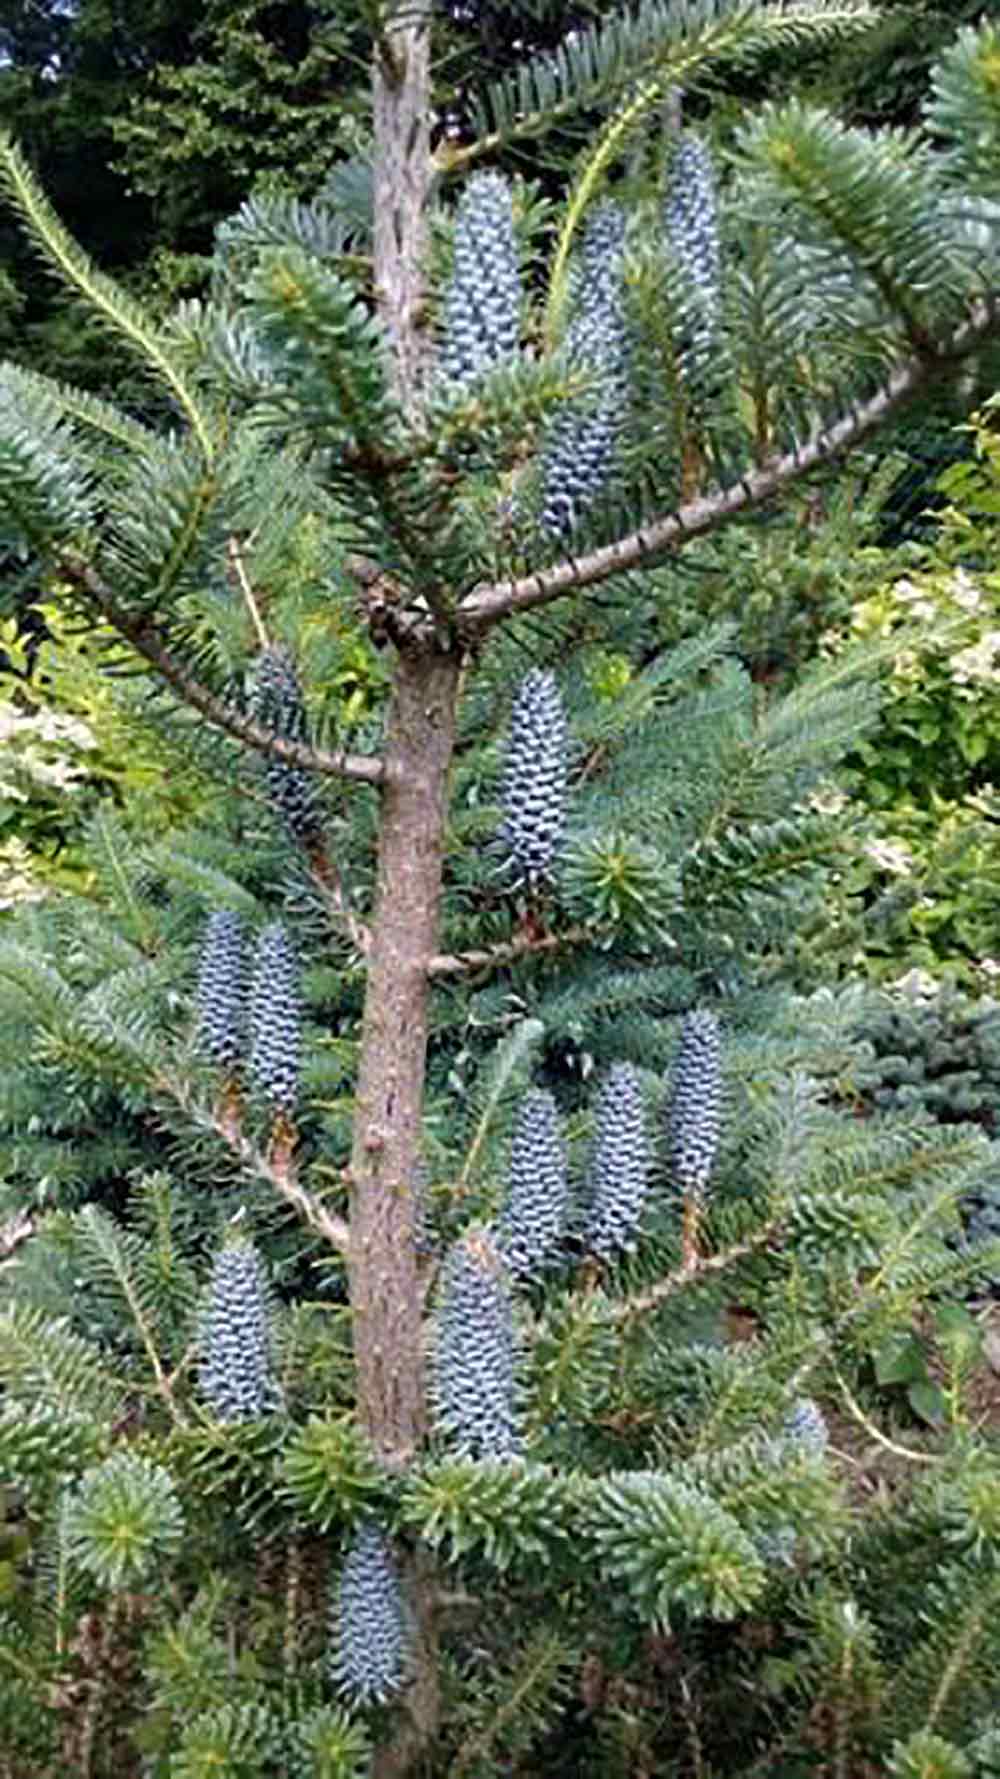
[372,2,432,415]
[348,642,457,1777]
[363,13,444,1775]
[348,641,461,1467]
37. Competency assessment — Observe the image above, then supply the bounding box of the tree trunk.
[363,13,443,1773]
[348,640,460,1467]
[348,640,457,1777]
[372,1,432,414]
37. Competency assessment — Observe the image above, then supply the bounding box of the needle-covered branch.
[157,1071,351,1259]
[610,1217,783,1324]
[64,556,385,787]
[458,296,1000,635]
[427,926,590,981]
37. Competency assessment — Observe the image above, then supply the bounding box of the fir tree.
[0,9,998,1778]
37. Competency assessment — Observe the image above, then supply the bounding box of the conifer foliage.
[784,1395,829,1454]
[0,7,999,1777]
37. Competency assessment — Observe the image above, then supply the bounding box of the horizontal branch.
[63,557,385,787]
[611,1217,782,1324]
[427,924,590,980]
[458,296,1000,633]
[833,1363,940,1466]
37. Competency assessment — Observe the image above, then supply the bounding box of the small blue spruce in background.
[499,1088,569,1282]
[196,910,246,1070]
[333,1521,407,1708]
[249,922,301,1115]
[199,1236,281,1422]
[585,1062,649,1259]
[499,669,568,891]
[757,1398,830,1568]
[435,1230,520,1458]
[440,171,521,388]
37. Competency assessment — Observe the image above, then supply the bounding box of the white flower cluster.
[0,701,96,799]
[862,836,914,877]
[950,630,1000,687]
[0,837,47,910]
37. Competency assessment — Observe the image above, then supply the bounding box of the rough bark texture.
[372,3,432,414]
[363,12,444,1774]
[349,643,456,1777]
[348,641,460,1467]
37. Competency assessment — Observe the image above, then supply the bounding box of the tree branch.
[156,1071,352,1259]
[226,534,271,649]
[610,1218,782,1324]
[458,296,1000,634]
[310,851,373,958]
[63,556,384,786]
[427,925,590,980]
